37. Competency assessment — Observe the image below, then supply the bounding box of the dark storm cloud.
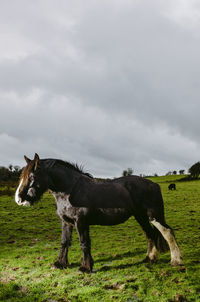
[0,0,200,177]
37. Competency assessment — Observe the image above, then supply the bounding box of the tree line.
[0,161,200,182]
[122,161,200,179]
[0,165,22,182]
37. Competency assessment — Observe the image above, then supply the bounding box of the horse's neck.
[48,165,80,194]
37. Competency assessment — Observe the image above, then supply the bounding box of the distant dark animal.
[15,154,183,272]
[168,183,176,190]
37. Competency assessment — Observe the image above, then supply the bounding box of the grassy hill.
[0,175,199,301]
[147,174,188,183]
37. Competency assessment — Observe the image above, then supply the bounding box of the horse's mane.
[54,159,93,178]
[20,158,93,183]
[20,161,34,183]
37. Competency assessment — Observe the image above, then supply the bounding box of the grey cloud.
[0,0,200,177]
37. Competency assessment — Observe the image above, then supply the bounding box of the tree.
[13,165,21,172]
[0,165,22,181]
[8,164,13,171]
[166,171,172,176]
[188,162,200,179]
[0,166,10,181]
[122,168,133,177]
[173,171,177,175]
[179,170,185,175]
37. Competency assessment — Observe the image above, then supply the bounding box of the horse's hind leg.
[151,219,183,266]
[145,238,159,263]
[54,221,73,269]
[134,214,158,263]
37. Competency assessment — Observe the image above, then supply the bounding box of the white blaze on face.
[15,178,31,207]
[15,179,23,204]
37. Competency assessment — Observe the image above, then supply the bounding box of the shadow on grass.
[97,262,138,272]
[97,257,173,272]
[95,250,144,263]
[68,250,145,269]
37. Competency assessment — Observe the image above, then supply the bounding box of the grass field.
[0,176,200,301]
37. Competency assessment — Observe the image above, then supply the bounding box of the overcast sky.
[1,0,200,177]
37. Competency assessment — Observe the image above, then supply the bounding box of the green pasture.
[0,176,199,301]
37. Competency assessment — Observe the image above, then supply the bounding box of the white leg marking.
[151,219,183,266]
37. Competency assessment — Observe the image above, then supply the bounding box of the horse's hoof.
[142,256,150,263]
[78,266,92,273]
[142,257,157,264]
[53,261,68,269]
[171,260,184,267]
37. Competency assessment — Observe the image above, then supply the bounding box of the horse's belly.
[88,208,131,225]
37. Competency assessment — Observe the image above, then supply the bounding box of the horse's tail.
[125,178,170,253]
[149,184,171,252]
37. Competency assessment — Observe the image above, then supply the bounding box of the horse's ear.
[34,153,40,170]
[24,155,31,164]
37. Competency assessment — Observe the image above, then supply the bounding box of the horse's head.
[15,153,48,206]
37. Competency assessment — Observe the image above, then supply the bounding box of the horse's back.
[70,177,133,209]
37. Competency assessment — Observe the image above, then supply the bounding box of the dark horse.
[168,183,176,190]
[15,154,183,272]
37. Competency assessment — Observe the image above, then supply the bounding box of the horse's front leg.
[54,221,73,269]
[76,221,93,273]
